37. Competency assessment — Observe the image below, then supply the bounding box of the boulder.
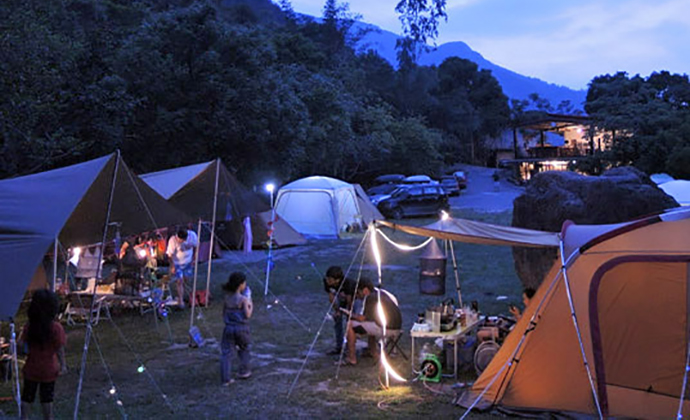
[512,167,679,290]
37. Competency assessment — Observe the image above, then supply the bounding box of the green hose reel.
[420,354,442,383]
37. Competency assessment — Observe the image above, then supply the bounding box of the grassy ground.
[1,209,519,419]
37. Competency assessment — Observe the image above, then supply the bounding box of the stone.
[512,167,679,290]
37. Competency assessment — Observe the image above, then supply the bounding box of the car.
[374,174,405,185]
[452,171,468,189]
[440,175,460,196]
[367,183,401,205]
[402,175,438,185]
[377,184,449,219]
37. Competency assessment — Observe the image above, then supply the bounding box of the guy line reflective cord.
[209,226,310,333]
[288,229,371,398]
[460,255,570,420]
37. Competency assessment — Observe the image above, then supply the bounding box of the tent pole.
[52,237,58,291]
[448,240,462,307]
[190,219,202,332]
[558,240,604,419]
[264,188,275,296]
[205,160,220,305]
[74,151,119,420]
[9,320,21,417]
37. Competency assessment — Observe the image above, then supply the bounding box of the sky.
[286,0,690,90]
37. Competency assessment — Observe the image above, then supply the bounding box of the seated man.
[343,279,402,365]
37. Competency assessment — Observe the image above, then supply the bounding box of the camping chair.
[382,329,408,360]
[63,291,107,326]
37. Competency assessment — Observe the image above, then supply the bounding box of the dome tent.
[275,176,369,237]
[456,208,690,418]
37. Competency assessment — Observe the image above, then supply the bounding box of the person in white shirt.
[166,228,199,308]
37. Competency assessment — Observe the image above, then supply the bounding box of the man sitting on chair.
[343,279,402,365]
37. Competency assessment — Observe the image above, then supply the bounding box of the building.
[490,113,609,182]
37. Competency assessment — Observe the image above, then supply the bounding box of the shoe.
[334,358,356,367]
[326,348,343,356]
[237,371,252,380]
[222,380,235,386]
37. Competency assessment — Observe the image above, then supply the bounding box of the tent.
[660,180,690,206]
[353,184,385,225]
[377,218,559,248]
[453,208,690,418]
[140,160,305,249]
[0,152,189,320]
[275,176,366,237]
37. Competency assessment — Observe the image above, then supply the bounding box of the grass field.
[0,209,520,419]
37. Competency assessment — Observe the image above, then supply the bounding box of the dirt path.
[449,164,523,213]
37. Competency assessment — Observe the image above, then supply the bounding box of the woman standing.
[19,289,67,420]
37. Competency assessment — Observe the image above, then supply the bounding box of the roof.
[140,161,212,199]
[377,218,560,248]
[0,153,188,319]
[280,176,353,191]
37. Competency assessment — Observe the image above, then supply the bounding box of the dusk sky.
[287,0,690,90]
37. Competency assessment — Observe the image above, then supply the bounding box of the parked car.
[374,174,405,185]
[452,171,468,189]
[440,175,461,196]
[377,184,449,219]
[402,175,439,185]
[367,183,400,205]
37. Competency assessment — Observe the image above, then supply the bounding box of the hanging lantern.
[419,239,446,295]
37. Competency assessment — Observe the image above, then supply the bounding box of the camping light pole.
[264,183,275,296]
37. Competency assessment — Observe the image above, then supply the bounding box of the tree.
[394,0,447,67]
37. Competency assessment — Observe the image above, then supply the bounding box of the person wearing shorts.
[19,290,67,420]
[344,279,402,365]
[166,227,199,309]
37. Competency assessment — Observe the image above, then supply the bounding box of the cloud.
[442,0,690,88]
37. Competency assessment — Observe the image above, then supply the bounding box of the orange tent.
[458,208,690,418]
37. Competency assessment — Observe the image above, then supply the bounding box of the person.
[343,279,402,365]
[166,227,199,309]
[220,272,253,385]
[508,287,536,322]
[323,266,357,356]
[18,290,67,420]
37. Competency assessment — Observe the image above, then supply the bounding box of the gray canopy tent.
[0,152,190,416]
[0,152,189,320]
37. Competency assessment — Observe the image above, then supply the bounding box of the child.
[19,289,67,420]
[220,272,253,385]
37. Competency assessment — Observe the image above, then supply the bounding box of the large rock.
[512,167,679,290]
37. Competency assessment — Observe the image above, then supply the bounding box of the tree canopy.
[0,0,511,185]
[585,71,690,178]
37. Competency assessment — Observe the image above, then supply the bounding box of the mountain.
[356,24,587,110]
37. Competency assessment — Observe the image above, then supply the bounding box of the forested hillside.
[0,0,510,184]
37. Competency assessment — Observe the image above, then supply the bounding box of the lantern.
[419,239,446,295]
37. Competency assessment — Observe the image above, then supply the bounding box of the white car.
[402,175,439,185]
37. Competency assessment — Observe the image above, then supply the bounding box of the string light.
[137,365,146,374]
[441,210,450,221]
[376,229,433,251]
[369,224,406,384]
[380,348,406,382]
[109,387,116,395]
